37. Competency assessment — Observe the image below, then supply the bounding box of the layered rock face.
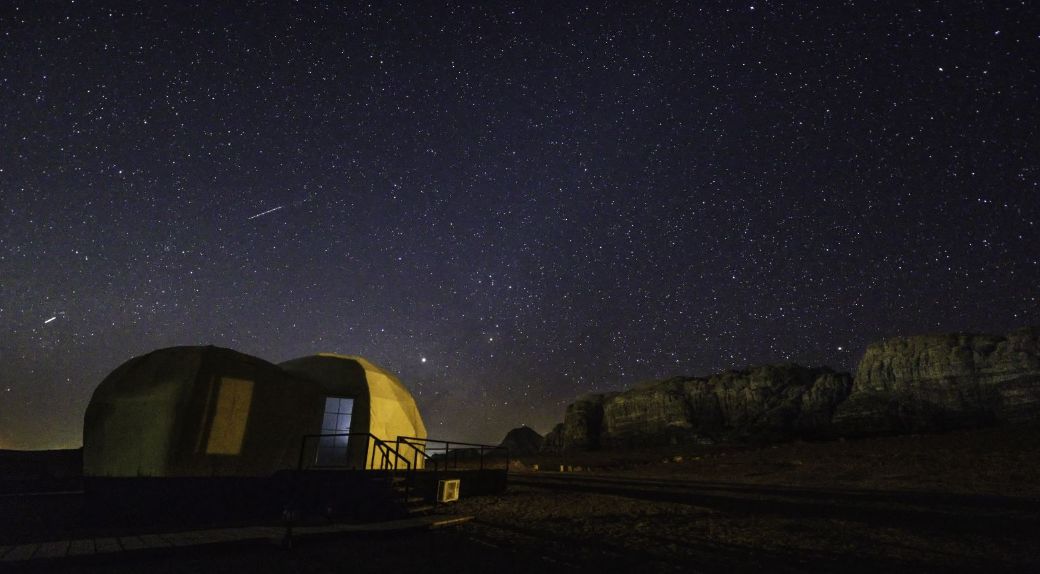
[551,365,852,451]
[832,327,1040,435]
[542,423,565,452]
[561,394,615,449]
[542,327,1040,452]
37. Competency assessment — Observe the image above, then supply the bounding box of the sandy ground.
[10,529,550,574]
[452,483,1039,572]
[521,424,1040,497]
[447,424,1040,572]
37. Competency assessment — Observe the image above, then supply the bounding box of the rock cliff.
[541,327,1040,452]
[832,326,1040,435]
[542,423,565,452]
[549,365,852,451]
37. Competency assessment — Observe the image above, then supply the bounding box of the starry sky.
[1,1,1037,450]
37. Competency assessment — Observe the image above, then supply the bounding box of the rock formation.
[542,423,565,452]
[562,393,615,449]
[546,365,851,451]
[832,326,1040,435]
[498,425,544,456]
[540,327,1040,452]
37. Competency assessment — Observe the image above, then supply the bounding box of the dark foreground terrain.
[5,425,1040,572]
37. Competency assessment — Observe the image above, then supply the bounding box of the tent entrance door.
[316,397,354,467]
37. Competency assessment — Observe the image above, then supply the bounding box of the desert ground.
[522,423,1040,497]
[5,425,1040,572]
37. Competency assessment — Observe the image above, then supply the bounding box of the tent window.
[205,377,254,455]
[316,397,353,466]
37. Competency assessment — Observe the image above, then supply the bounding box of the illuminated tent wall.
[83,347,427,477]
[280,354,428,470]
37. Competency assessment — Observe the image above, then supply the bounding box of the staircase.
[288,432,508,524]
[388,472,434,518]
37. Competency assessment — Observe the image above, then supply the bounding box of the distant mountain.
[541,327,1040,452]
[498,425,544,456]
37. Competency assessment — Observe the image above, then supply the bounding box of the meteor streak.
[43,316,57,324]
[247,205,285,220]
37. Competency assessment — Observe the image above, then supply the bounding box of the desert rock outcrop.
[498,425,544,456]
[832,326,1040,435]
[549,365,852,451]
[540,327,1040,452]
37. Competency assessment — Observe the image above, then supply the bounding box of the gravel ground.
[451,483,1039,572]
[523,424,1040,497]
[450,425,1040,572]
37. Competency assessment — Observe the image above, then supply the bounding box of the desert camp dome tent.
[83,346,312,477]
[279,354,427,469]
[83,346,428,477]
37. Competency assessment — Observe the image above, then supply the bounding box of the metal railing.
[395,436,508,472]
[294,432,507,473]
[297,432,412,471]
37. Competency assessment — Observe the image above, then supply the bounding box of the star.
[0,0,1035,450]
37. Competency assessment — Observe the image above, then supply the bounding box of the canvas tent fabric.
[83,346,427,477]
[279,354,428,469]
[83,346,319,477]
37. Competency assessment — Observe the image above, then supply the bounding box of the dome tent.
[280,354,428,470]
[83,346,427,477]
[83,346,318,477]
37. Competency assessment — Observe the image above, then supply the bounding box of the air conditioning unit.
[437,479,461,503]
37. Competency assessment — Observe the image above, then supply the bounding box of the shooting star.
[247,205,285,220]
[43,316,57,324]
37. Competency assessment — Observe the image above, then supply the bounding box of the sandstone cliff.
[542,423,565,452]
[542,327,1040,452]
[832,326,1040,435]
[549,365,852,451]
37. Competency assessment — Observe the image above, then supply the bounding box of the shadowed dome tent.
[83,347,428,477]
[83,346,321,477]
[279,354,428,470]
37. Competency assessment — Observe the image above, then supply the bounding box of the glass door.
[316,397,354,466]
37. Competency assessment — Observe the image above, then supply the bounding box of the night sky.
[2,2,1037,450]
